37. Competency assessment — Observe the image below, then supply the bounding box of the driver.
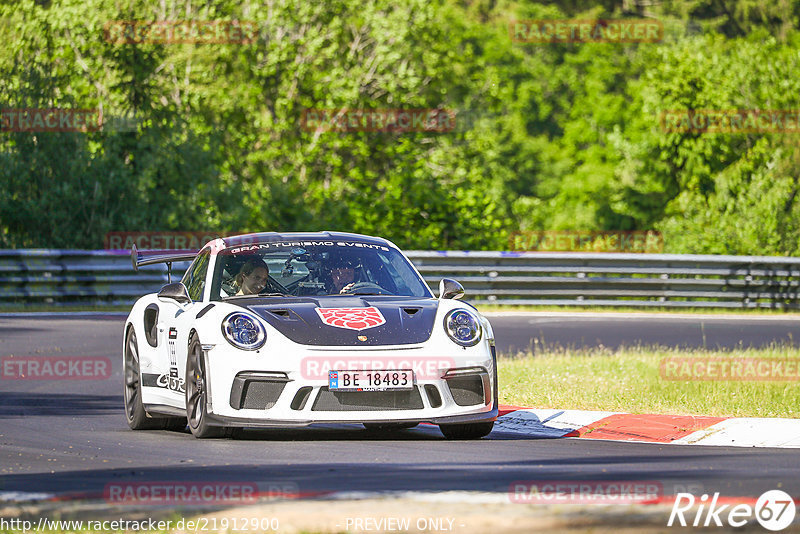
[235,258,271,295]
[326,256,359,294]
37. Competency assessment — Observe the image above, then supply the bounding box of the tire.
[362,422,419,431]
[186,333,225,438]
[439,421,494,440]
[124,327,186,431]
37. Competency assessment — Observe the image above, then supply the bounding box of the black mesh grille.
[241,381,286,409]
[229,379,287,410]
[446,375,485,406]
[312,387,424,411]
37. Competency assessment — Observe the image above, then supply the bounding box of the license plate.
[328,369,414,391]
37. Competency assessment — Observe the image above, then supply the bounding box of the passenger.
[235,258,271,295]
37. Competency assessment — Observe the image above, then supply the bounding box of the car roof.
[221,231,395,249]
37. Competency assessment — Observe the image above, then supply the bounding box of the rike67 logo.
[669,490,796,531]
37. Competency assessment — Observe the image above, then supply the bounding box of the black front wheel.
[186,333,225,438]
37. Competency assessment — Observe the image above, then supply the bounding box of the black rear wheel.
[124,327,186,431]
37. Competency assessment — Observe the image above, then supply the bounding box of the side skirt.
[143,403,186,418]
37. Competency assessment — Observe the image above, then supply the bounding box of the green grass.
[498,345,800,418]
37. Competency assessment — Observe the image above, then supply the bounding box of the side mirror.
[158,282,192,304]
[438,278,465,300]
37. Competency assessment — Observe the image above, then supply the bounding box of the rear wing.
[131,244,197,283]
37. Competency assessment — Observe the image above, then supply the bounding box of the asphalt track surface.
[489,312,800,354]
[1,315,799,507]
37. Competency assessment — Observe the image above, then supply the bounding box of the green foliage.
[2,0,800,253]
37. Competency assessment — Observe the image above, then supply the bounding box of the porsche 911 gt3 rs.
[123,232,498,439]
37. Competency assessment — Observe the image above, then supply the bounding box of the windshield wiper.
[328,291,387,296]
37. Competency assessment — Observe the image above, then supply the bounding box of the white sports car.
[123,232,497,439]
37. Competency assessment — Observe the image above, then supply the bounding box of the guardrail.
[0,250,188,306]
[411,251,800,308]
[1,250,800,309]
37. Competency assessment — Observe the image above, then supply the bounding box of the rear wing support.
[131,244,197,283]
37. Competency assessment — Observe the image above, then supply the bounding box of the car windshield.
[210,241,432,299]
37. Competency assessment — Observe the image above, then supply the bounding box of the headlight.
[444,309,482,347]
[221,312,266,350]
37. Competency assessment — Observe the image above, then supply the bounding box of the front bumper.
[202,343,497,428]
[205,406,498,429]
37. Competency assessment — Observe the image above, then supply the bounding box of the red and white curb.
[496,406,800,448]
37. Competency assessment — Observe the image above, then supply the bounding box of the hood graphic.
[228,296,438,346]
[315,307,386,331]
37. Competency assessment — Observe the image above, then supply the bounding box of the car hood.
[228,296,439,346]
